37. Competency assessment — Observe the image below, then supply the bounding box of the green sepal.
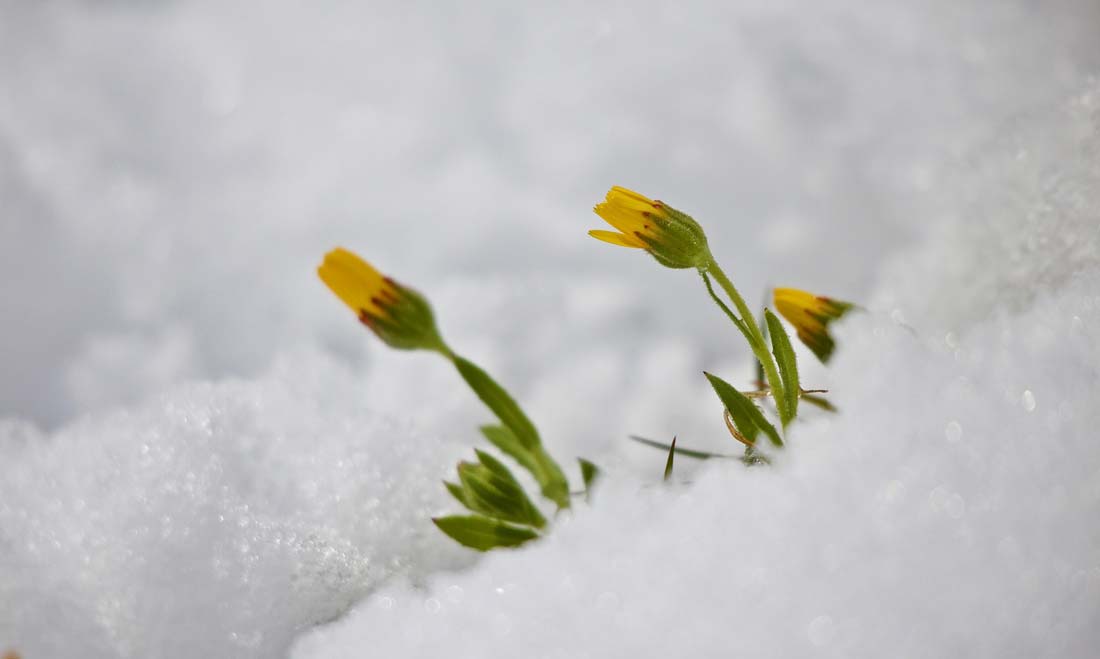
[432,515,539,552]
[765,309,800,427]
[704,372,783,448]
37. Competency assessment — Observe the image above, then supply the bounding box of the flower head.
[318,247,447,352]
[590,186,710,269]
[773,287,854,363]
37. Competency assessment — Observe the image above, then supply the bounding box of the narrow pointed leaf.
[704,372,783,448]
[530,448,571,510]
[480,424,538,474]
[432,515,539,551]
[454,356,539,450]
[756,299,768,387]
[765,309,800,427]
[578,458,600,492]
[475,449,547,528]
[475,449,522,485]
[444,480,474,510]
[802,393,837,412]
[458,462,546,528]
[480,425,570,509]
[454,357,570,509]
[663,436,677,482]
[628,435,738,459]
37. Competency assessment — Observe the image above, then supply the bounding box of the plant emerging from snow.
[590,186,852,458]
[319,186,852,550]
[318,248,593,551]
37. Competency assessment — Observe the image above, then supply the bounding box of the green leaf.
[704,372,783,448]
[663,436,677,482]
[453,356,571,509]
[453,356,540,451]
[755,304,767,388]
[457,461,546,529]
[765,309,800,427]
[444,480,473,509]
[432,515,539,552]
[481,424,539,475]
[578,458,600,492]
[530,448,571,510]
[628,435,739,460]
[801,393,837,412]
[480,424,570,510]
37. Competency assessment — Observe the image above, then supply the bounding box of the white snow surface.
[2,1,1100,657]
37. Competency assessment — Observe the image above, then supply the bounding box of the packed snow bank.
[0,353,476,658]
[0,277,728,658]
[290,279,1100,659]
[289,86,1100,657]
[3,1,1100,657]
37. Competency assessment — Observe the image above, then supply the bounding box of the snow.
[2,0,1100,657]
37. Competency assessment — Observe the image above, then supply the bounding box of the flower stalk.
[589,186,795,430]
[703,259,791,425]
[318,247,577,550]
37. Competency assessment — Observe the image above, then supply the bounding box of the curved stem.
[700,271,751,343]
[704,260,789,424]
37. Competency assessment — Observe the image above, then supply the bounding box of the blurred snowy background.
[2,0,1099,657]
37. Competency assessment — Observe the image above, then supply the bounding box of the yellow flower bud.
[773,287,854,362]
[590,186,711,269]
[318,247,447,352]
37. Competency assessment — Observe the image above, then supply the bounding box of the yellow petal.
[606,186,659,211]
[594,202,653,237]
[774,287,818,315]
[588,229,646,248]
[318,248,387,316]
[326,247,384,285]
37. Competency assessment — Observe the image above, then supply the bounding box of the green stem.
[703,259,789,424]
[700,271,750,341]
